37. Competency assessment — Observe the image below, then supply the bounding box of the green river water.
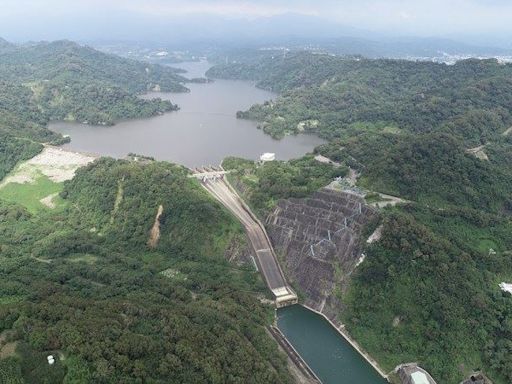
[277,305,388,384]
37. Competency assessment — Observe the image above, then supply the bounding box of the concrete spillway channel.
[191,167,298,307]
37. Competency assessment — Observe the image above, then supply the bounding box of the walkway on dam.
[192,166,298,307]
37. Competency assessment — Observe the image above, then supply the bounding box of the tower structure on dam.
[191,166,298,307]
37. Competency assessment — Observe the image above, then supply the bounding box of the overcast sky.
[1,0,511,43]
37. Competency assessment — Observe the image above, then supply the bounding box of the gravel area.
[0,146,96,187]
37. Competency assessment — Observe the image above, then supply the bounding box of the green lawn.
[0,174,64,213]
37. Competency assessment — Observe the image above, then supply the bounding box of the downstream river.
[51,61,384,383]
[278,305,387,384]
[50,61,325,167]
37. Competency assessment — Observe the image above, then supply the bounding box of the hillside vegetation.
[0,39,188,142]
[316,133,512,214]
[0,133,42,180]
[208,53,512,144]
[223,155,347,216]
[0,159,292,383]
[210,52,512,383]
[345,205,512,383]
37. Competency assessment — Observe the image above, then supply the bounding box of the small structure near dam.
[396,363,437,384]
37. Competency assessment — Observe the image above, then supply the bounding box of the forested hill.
[0,159,292,383]
[0,38,14,51]
[0,38,188,142]
[316,133,512,214]
[207,53,512,145]
[0,40,188,93]
[210,51,512,383]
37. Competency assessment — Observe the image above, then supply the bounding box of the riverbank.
[267,326,321,384]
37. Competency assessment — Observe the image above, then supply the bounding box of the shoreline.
[45,144,101,160]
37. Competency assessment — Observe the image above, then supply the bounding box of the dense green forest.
[345,205,512,383]
[223,155,347,216]
[210,52,512,383]
[316,133,512,213]
[0,39,187,140]
[0,159,292,383]
[0,134,42,180]
[0,40,187,93]
[208,53,512,145]
[1,41,512,383]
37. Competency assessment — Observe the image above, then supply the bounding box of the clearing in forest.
[0,146,95,212]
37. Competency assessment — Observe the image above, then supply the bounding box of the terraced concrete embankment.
[266,188,378,319]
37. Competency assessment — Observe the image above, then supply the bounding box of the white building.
[260,153,276,162]
[499,282,512,294]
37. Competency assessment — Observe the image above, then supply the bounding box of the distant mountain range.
[0,37,15,51]
[82,13,512,60]
[309,36,512,58]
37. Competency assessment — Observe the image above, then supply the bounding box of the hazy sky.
[1,0,511,43]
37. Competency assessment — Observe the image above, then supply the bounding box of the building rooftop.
[260,153,276,162]
[499,282,512,294]
[396,363,437,384]
[411,371,430,384]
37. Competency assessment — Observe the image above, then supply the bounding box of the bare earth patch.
[160,268,187,281]
[0,341,17,358]
[0,332,17,359]
[466,145,489,161]
[40,192,59,208]
[367,225,383,244]
[0,146,96,187]
[369,193,408,208]
[148,205,164,248]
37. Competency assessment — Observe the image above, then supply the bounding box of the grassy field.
[0,173,64,213]
[0,146,94,213]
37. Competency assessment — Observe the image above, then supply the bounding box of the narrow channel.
[278,305,387,384]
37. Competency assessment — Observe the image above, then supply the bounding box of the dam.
[192,166,298,307]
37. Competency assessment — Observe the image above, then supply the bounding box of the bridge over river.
[191,166,298,308]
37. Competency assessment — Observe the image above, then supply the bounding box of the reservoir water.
[51,60,385,383]
[278,305,387,384]
[50,60,325,167]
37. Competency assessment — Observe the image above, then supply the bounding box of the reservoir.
[50,60,325,167]
[278,305,387,384]
[51,61,385,383]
